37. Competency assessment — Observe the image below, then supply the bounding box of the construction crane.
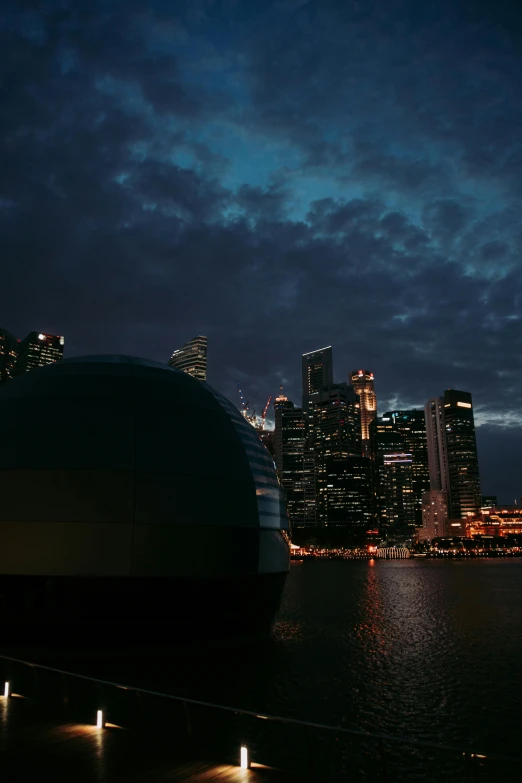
[237,381,249,415]
[237,381,257,425]
[261,396,272,429]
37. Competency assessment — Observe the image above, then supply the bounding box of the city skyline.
[1,0,520,502]
[0,321,518,502]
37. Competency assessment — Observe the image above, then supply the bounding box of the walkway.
[0,695,291,783]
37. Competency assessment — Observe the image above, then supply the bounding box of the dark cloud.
[0,0,521,500]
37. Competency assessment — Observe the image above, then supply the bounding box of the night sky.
[1,0,521,501]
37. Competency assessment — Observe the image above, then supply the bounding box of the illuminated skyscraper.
[0,328,18,384]
[310,383,362,523]
[274,388,316,526]
[370,416,415,538]
[423,397,450,535]
[382,410,430,525]
[351,370,376,455]
[443,389,481,519]
[168,335,207,381]
[301,346,333,410]
[15,331,64,375]
[325,455,373,533]
[425,397,449,493]
[418,490,448,540]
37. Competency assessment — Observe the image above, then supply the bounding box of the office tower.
[351,370,377,454]
[15,331,64,375]
[168,335,207,381]
[419,490,448,540]
[0,328,18,383]
[423,397,450,537]
[443,389,481,518]
[425,397,449,493]
[325,455,373,533]
[274,388,316,526]
[310,382,362,522]
[481,495,497,508]
[382,410,430,524]
[301,346,333,410]
[371,417,415,538]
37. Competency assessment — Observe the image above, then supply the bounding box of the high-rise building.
[310,382,362,522]
[15,331,64,375]
[443,389,481,519]
[351,370,377,454]
[371,416,415,538]
[0,328,18,384]
[301,346,333,410]
[425,397,449,493]
[325,455,373,533]
[382,410,430,525]
[423,397,450,538]
[481,495,498,508]
[168,335,207,381]
[273,388,316,527]
[418,490,448,540]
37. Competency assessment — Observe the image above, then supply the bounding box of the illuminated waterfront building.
[466,506,522,538]
[351,370,377,455]
[423,397,451,538]
[382,410,430,525]
[0,328,18,384]
[443,389,481,519]
[310,383,362,523]
[274,388,316,527]
[425,397,449,494]
[325,455,373,533]
[371,417,415,538]
[15,331,64,375]
[418,490,448,541]
[301,346,333,410]
[168,335,207,381]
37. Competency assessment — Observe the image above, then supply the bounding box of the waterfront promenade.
[0,691,291,783]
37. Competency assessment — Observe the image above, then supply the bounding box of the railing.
[1,653,520,781]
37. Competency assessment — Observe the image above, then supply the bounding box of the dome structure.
[0,356,290,641]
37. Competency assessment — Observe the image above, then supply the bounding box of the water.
[3,559,522,779]
[271,559,522,755]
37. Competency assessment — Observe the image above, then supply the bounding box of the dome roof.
[0,355,288,580]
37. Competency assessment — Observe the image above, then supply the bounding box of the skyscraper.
[309,382,362,523]
[351,369,377,454]
[423,397,450,538]
[273,388,316,527]
[15,331,64,375]
[0,328,18,384]
[419,490,448,540]
[443,389,481,518]
[371,416,415,538]
[325,455,373,534]
[168,335,207,381]
[382,410,430,524]
[301,346,333,409]
[425,397,449,493]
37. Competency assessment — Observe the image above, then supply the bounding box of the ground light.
[4,681,9,698]
[240,746,250,769]
[96,710,105,729]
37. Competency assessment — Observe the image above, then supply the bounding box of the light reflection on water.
[271,559,522,759]
[2,559,521,776]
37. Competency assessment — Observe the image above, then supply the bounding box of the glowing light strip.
[302,346,332,356]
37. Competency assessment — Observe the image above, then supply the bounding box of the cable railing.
[0,653,519,781]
